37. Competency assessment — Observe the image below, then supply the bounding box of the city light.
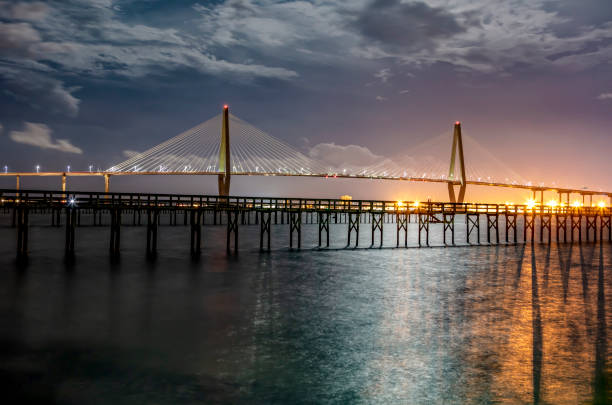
[525,198,537,209]
[572,200,582,207]
[597,200,606,208]
[546,199,558,207]
[89,165,93,172]
[67,165,71,172]
[36,164,40,173]
[3,165,7,173]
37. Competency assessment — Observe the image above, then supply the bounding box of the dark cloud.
[544,0,612,35]
[546,37,612,61]
[0,1,49,21]
[355,0,465,51]
[0,67,81,117]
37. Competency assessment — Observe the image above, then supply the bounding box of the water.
[0,213,611,404]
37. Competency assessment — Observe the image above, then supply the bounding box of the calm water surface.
[0,213,611,404]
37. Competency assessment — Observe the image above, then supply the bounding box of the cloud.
[0,22,41,51]
[349,0,612,74]
[399,89,410,94]
[0,66,81,116]
[0,1,49,21]
[308,142,384,169]
[0,123,3,134]
[9,122,82,154]
[375,95,387,101]
[122,150,141,158]
[597,92,612,100]
[373,68,392,83]
[356,0,464,52]
[0,1,298,119]
[0,1,299,81]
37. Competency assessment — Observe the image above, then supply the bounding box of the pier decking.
[2,189,611,260]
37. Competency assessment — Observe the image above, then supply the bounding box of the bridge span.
[2,106,611,205]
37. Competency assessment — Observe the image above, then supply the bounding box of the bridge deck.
[1,172,610,197]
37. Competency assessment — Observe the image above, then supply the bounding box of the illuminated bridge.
[3,107,612,259]
[1,106,611,206]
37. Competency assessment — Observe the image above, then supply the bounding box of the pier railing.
[1,189,609,215]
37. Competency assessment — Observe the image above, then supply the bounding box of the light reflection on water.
[0,217,610,403]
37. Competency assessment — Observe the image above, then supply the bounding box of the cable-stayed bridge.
[2,106,611,204]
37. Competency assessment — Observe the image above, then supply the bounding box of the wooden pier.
[2,189,611,260]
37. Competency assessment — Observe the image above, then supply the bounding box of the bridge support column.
[218,105,231,196]
[505,213,517,244]
[466,213,480,244]
[524,212,535,243]
[146,208,158,257]
[556,215,568,243]
[347,212,360,248]
[487,212,499,245]
[540,213,551,243]
[318,212,330,248]
[371,211,383,247]
[62,174,67,192]
[601,214,611,241]
[16,175,20,191]
[226,210,239,253]
[109,208,121,257]
[260,211,271,251]
[396,212,408,247]
[289,211,301,249]
[190,209,202,257]
[104,174,110,193]
[443,210,455,246]
[586,215,597,242]
[65,207,76,257]
[447,122,467,203]
[16,205,29,260]
[418,207,430,247]
[571,213,582,242]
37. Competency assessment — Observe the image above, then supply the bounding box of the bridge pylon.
[218,105,231,196]
[447,121,466,203]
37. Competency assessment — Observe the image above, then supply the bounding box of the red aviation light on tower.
[223,104,228,110]
[455,121,461,125]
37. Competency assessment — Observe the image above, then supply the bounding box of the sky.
[1,0,612,200]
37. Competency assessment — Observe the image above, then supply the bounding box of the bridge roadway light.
[598,200,606,208]
[67,165,70,172]
[36,165,40,173]
[3,165,7,173]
